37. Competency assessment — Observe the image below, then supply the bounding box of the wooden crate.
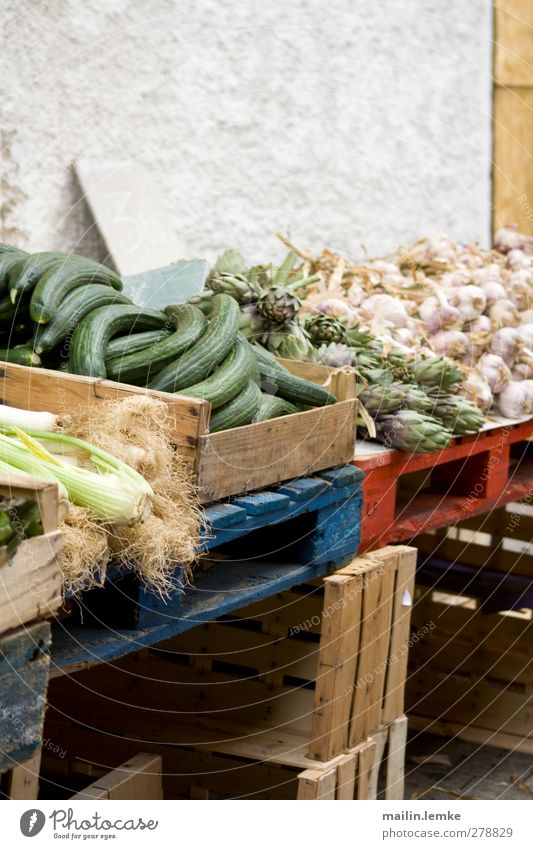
[0,473,62,636]
[46,546,416,765]
[72,753,163,800]
[40,714,407,800]
[406,585,533,754]
[0,361,357,503]
[0,622,51,778]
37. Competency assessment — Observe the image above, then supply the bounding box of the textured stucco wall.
[2,0,493,266]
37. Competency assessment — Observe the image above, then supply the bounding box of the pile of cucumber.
[0,246,336,432]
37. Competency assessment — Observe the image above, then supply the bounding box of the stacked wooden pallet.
[42,546,416,800]
[0,475,62,800]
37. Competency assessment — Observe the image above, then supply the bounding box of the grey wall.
[2,0,493,266]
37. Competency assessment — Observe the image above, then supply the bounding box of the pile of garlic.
[299,225,533,420]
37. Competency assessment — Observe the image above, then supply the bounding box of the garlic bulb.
[520,309,533,325]
[418,296,462,335]
[448,285,487,321]
[361,294,408,328]
[314,298,356,323]
[507,249,531,270]
[472,264,502,285]
[467,315,491,335]
[517,324,533,348]
[512,362,533,380]
[430,329,469,358]
[507,272,533,311]
[477,353,511,394]
[461,372,493,413]
[494,225,525,254]
[489,327,522,366]
[480,280,506,306]
[497,381,533,418]
[488,299,520,328]
[440,269,472,288]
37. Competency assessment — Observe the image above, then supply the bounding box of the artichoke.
[313,342,355,367]
[359,382,433,417]
[428,394,485,434]
[238,303,266,341]
[407,355,464,392]
[208,271,260,304]
[257,286,302,325]
[345,325,374,348]
[263,323,314,360]
[304,313,346,346]
[375,410,452,454]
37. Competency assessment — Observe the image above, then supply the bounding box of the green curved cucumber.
[257,361,336,406]
[30,259,123,324]
[0,248,29,296]
[209,380,262,432]
[33,284,133,354]
[69,305,167,378]
[148,294,240,392]
[105,329,171,362]
[251,342,289,372]
[106,304,207,385]
[179,337,256,409]
[252,393,299,422]
[0,346,41,367]
[8,252,73,303]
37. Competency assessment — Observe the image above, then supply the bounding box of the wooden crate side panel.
[383,547,417,723]
[493,87,533,235]
[495,0,533,86]
[72,754,163,800]
[0,530,63,634]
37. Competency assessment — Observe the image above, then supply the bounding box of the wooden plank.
[356,739,376,800]
[277,358,356,401]
[197,399,357,502]
[366,726,388,801]
[408,714,533,755]
[416,533,533,577]
[0,531,62,634]
[6,750,42,800]
[309,572,364,760]
[385,715,407,800]
[297,766,337,800]
[493,87,533,235]
[383,547,417,722]
[72,754,163,800]
[74,159,187,276]
[0,473,58,535]
[335,752,356,800]
[495,0,533,87]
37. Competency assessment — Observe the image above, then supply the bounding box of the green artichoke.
[238,304,266,341]
[359,382,433,417]
[407,355,464,391]
[257,286,302,325]
[208,271,260,304]
[313,342,355,367]
[429,394,485,434]
[375,410,452,454]
[345,325,374,348]
[304,313,346,346]
[263,323,314,360]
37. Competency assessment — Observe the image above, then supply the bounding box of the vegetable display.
[0,494,43,561]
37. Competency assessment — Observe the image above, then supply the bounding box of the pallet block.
[354,419,533,551]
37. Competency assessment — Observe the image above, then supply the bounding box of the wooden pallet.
[0,622,51,787]
[0,473,62,636]
[50,466,364,673]
[353,418,533,551]
[46,548,415,769]
[406,584,533,755]
[40,713,407,800]
[0,360,357,503]
[72,753,163,800]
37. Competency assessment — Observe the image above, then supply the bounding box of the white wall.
[2,0,493,267]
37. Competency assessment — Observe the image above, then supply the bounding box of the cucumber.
[30,259,123,324]
[106,304,207,385]
[33,284,133,354]
[105,329,171,362]
[179,337,256,409]
[252,393,299,422]
[0,248,29,296]
[8,251,71,303]
[257,361,336,406]
[209,380,262,432]
[0,346,41,367]
[251,342,288,372]
[69,305,168,378]
[148,294,240,392]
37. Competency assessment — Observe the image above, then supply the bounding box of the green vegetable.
[179,336,256,409]
[106,304,207,385]
[252,394,299,422]
[69,305,167,378]
[209,380,262,431]
[105,329,171,362]
[0,346,41,366]
[257,362,336,407]
[0,248,29,296]
[148,293,239,392]
[8,252,70,303]
[30,259,123,324]
[33,284,133,354]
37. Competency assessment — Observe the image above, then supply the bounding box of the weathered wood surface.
[72,753,163,800]
[0,531,62,635]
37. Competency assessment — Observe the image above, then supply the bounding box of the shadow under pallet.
[51,465,363,675]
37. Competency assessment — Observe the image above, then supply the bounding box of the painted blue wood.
[202,502,247,530]
[230,491,290,515]
[320,466,361,487]
[50,555,346,670]
[0,622,51,775]
[276,478,331,501]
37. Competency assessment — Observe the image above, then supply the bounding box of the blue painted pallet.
[50,466,363,670]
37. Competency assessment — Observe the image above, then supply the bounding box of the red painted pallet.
[352,417,533,552]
